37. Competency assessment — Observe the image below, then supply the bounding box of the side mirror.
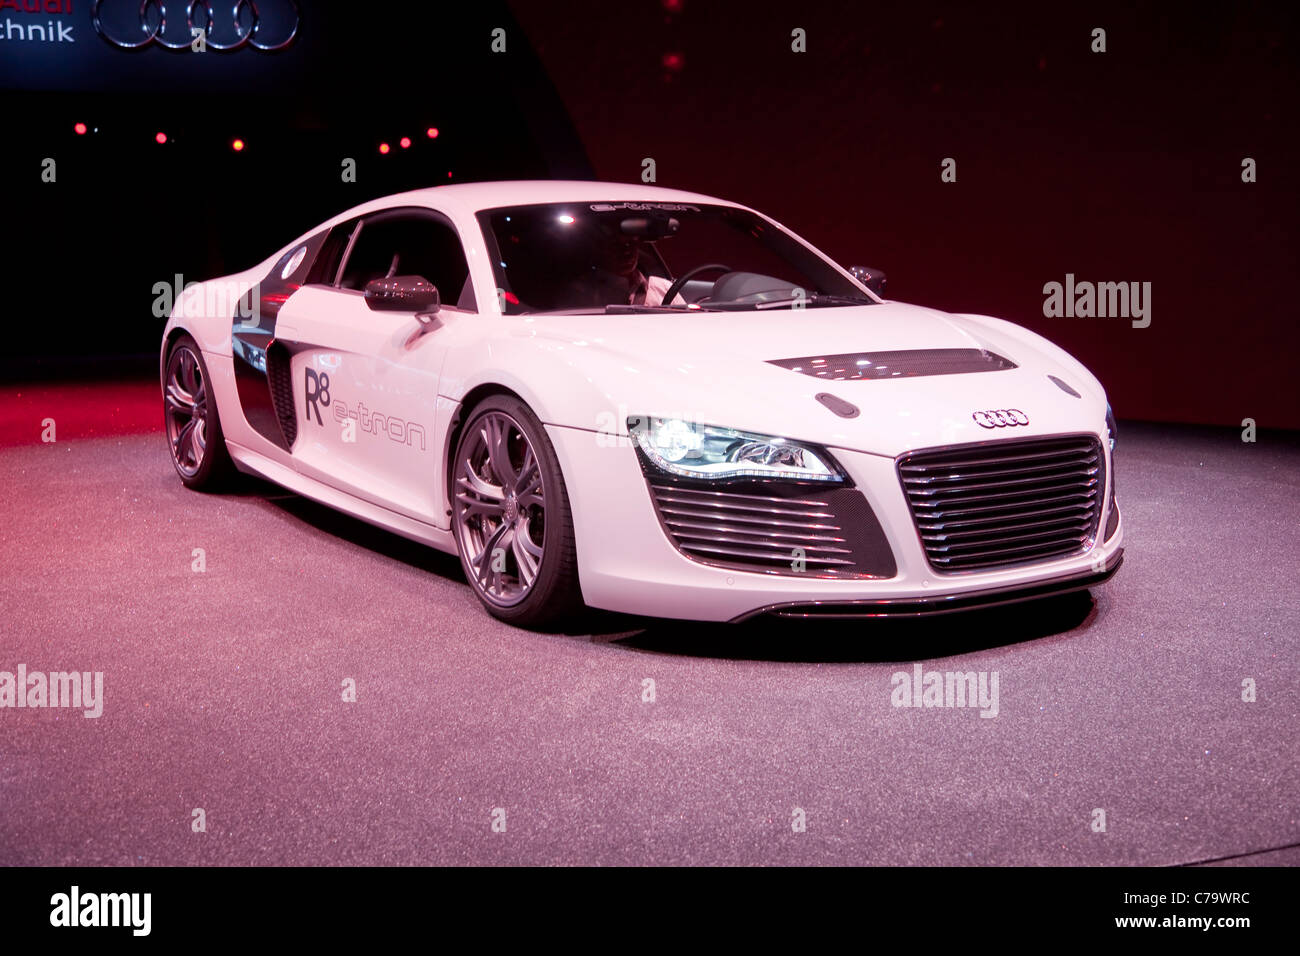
[848,265,887,298]
[364,275,440,322]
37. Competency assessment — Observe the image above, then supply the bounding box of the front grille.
[266,343,297,448]
[646,482,895,578]
[899,435,1104,572]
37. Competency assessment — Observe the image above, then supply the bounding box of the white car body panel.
[161,180,1123,622]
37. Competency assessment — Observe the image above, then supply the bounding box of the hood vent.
[769,348,1016,381]
[1048,374,1082,398]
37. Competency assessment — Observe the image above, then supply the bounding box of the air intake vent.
[769,348,1016,381]
[645,481,895,578]
[266,344,297,448]
[899,435,1103,572]
[1048,374,1081,398]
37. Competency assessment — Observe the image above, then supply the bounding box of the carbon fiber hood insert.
[768,348,1017,381]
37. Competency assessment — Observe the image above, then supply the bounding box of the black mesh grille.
[646,481,895,578]
[768,349,1016,381]
[898,435,1104,572]
[266,344,297,448]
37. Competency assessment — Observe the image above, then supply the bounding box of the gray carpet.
[0,420,1296,865]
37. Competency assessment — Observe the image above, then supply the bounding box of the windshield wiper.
[698,292,876,311]
[518,303,723,316]
[749,293,876,309]
[603,303,721,314]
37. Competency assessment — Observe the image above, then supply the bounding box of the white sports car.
[160,180,1122,628]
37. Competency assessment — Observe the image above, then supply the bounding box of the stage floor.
[1,382,1296,865]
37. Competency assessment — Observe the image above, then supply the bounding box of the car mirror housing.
[848,265,887,297]
[363,275,440,319]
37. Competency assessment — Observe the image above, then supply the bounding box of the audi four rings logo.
[972,409,1030,428]
[92,0,299,51]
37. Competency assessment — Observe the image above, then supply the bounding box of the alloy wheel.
[165,345,208,479]
[453,411,547,606]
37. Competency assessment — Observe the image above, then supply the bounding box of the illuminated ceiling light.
[378,142,390,154]
[558,215,575,224]
[231,138,245,152]
[399,136,411,149]
[73,122,87,135]
[155,131,167,144]
[426,127,439,138]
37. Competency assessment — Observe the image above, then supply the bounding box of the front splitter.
[731,549,1124,622]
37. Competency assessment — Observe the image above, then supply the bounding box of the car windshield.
[475,201,874,314]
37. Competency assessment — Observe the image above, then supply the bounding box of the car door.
[274,206,478,526]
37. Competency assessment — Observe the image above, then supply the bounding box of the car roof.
[325,180,741,226]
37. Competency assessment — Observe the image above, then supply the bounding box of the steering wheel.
[660,263,732,306]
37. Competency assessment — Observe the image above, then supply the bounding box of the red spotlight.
[426,127,439,139]
[399,136,411,149]
[379,142,390,154]
[231,138,245,152]
[73,122,87,135]
[155,131,167,144]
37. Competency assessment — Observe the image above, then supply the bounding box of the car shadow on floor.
[599,591,1100,663]
[234,476,468,580]
[230,474,1102,664]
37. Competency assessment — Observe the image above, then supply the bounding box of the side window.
[271,231,323,285]
[306,219,359,287]
[336,211,474,310]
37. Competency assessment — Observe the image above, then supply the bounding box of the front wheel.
[450,395,584,629]
[163,334,235,490]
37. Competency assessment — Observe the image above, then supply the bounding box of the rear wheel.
[451,395,583,629]
[163,335,235,490]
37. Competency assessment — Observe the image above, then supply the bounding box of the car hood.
[510,301,1108,457]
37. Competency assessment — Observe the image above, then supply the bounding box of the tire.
[450,394,584,629]
[163,334,236,491]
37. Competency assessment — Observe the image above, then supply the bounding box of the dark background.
[3,0,1297,427]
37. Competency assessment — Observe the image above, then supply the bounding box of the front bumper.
[548,424,1124,623]
[733,547,1122,621]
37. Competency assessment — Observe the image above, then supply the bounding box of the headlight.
[628,416,845,482]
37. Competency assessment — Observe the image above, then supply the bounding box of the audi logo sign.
[971,409,1030,428]
[91,0,299,52]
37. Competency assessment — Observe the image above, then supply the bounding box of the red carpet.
[0,379,162,448]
